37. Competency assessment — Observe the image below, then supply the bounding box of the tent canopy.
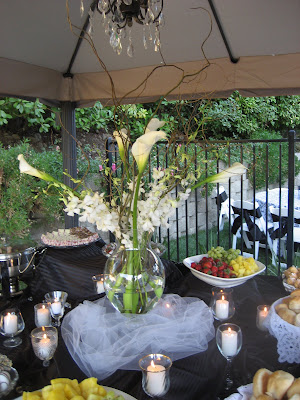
[1,0,300,107]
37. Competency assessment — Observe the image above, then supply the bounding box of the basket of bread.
[266,289,300,363]
[251,368,300,400]
[282,266,300,293]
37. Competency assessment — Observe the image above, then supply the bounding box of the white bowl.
[183,253,266,288]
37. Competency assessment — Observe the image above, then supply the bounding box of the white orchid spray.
[18,117,247,314]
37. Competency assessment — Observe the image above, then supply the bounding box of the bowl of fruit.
[183,247,266,287]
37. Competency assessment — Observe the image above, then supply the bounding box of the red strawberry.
[211,266,218,274]
[201,261,212,269]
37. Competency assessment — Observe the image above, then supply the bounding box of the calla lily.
[18,154,80,196]
[113,128,128,163]
[191,162,247,190]
[132,131,167,174]
[18,154,54,180]
[145,118,165,133]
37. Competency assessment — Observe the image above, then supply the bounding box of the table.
[1,245,299,400]
[253,188,300,225]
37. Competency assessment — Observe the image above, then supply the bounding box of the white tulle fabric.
[265,297,300,363]
[61,294,215,380]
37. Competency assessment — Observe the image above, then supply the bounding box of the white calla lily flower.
[132,130,167,174]
[18,154,48,180]
[145,118,165,133]
[113,128,128,162]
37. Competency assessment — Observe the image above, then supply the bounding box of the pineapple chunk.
[48,389,67,400]
[64,384,80,399]
[79,378,98,393]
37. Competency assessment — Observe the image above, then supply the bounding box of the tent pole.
[61,101,78,228]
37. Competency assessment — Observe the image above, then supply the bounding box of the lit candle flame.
[221,295,225,301]
[264,306,268,312]
[228,327,232,333]
[165,303,170,309]
[43,333,47,340]
[150,360,156,368]
[42,326,45,332]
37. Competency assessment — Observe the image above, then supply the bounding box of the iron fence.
[106,130,300,274]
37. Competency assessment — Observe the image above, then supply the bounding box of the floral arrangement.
[18,118,246,314]
[18,118,246,249]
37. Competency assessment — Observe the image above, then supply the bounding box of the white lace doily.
[61,294,215,380]
[265,296,300,363]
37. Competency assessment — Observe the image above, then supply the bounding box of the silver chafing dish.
[0,238,45,298]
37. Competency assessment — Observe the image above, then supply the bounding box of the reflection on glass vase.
[103,234,165,314]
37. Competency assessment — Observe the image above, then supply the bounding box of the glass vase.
[103,237,165,314]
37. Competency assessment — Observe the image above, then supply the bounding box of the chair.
[270,206,300,263]
[231,200,273,260]
[215,187,234,231]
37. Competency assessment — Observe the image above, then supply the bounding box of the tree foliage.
[1,92,299,139]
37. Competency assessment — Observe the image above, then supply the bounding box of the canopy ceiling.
[1,0,300,106]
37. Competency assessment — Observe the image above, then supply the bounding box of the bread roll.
[266,370,294,400]
[295,279,300,288]
[295,313,300,327]
[287,378,300,398]
[253,368,273,397]
[289,297,300,313]
[277,308,296,325]
[256,395,275,400]
[282,297,291,305]
[288,266,299,274]
[275,303,288,312]
[290,289,300,297]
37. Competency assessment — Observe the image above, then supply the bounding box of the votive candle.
[221,327,238,357]
[36,305,51,327]
[146,360,166,396]
[257,305,270,331]
[50,300,62,315]
[215,295,229,319]
[4,313,18,335]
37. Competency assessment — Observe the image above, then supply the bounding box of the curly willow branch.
[65,1,214,113]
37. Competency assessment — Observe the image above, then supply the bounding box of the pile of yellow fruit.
[229,255,259,277]
[22,377,124,400]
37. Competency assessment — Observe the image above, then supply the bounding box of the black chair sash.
[270,213,300,239]
[231,206,264,242]
[215,191,228,208]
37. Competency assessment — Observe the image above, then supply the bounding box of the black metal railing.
[106,130,300,274]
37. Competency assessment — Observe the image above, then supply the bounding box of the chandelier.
[80,0,164,57]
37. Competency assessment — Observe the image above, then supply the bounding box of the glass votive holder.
[92,274,105,294]
[0,365,19,398]
[45,291,68,327]
[210,287,235,321]
[34,303,51,328]
[256,305,270,331]
[139,354,172,398]
[0,307,25,348]
[31,326,58,367]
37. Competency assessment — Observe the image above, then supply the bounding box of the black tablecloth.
[1,244,299,400]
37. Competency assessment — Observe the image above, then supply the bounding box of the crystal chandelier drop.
[81,0,164,57]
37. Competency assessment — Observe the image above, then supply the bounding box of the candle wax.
[39,335,51,359]
[257,307,269,331]
[96,281,105,294]
[221,328,238,357]
[4,313,18,334]
[51,301,62,315]
[215,297,229,319]
[0,373,10,393]
[37,306,51,327]
[146,363,166,396]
